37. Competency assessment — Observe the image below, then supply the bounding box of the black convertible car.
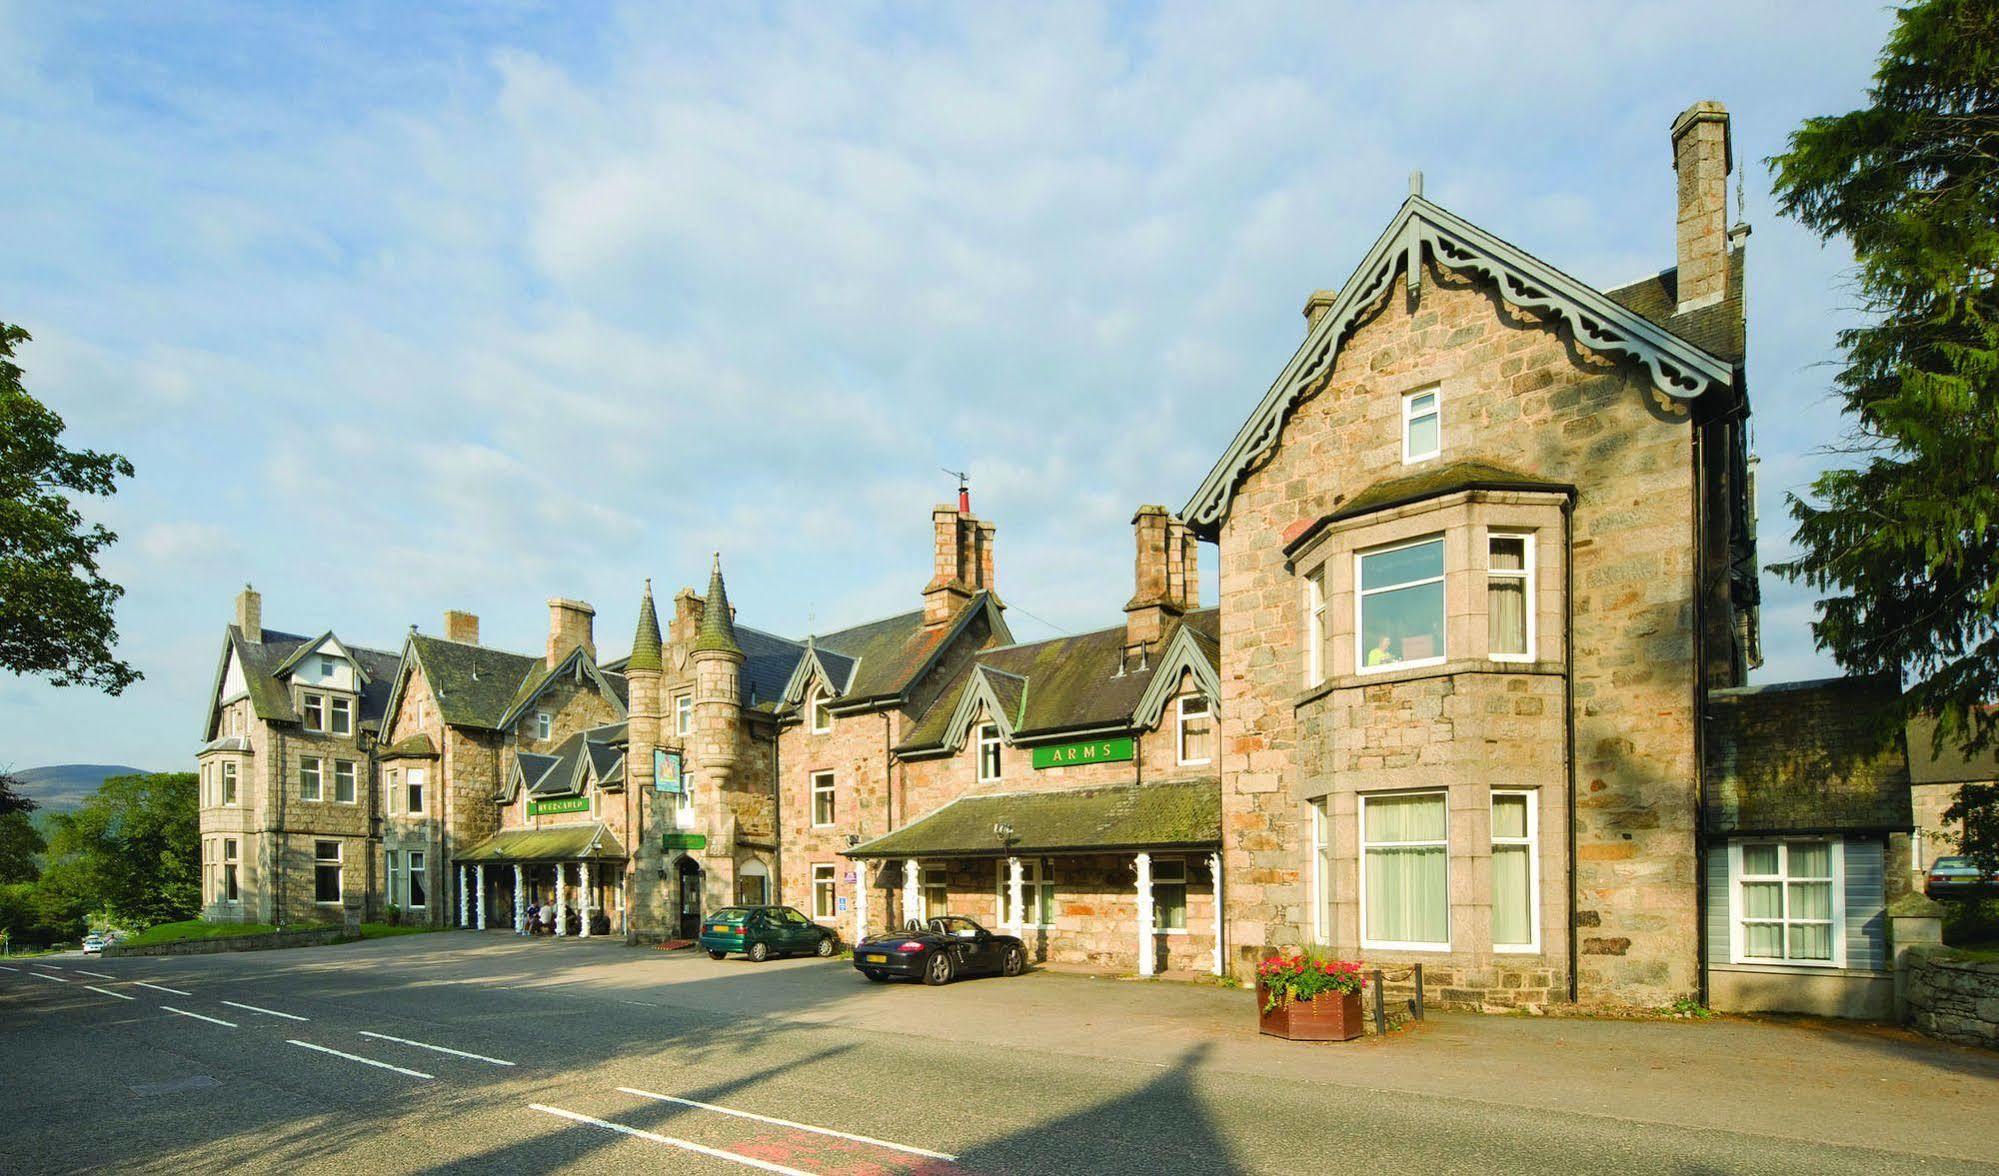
[853,915,1026,985]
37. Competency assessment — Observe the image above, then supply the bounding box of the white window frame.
[313,840,342,906]
[1303,568,1326,688]
[221,760,238,806]
[1402,384,1441,464]
[812,864,837,920]
[977,723,1003,782]
[809,688,832,734]
[674,694,693,736]
[994,859,1057,929]
[1486,532,1536,663]
[318,654,335,677]
[302,691,325,732]
[1152,857,1189,934]
[1728,839,1845,968]
[810,770,836,828]
[1490,789,1540,954]
[1355,536,1448,675]
[333,759,358,805]
[1358,790,1452,952]
[329,695,353,736]
[386,850,400,911]
[535,711,552,741]
[300,756,323,802]
[1309,800,1331,946]
[406,767,427,818]
[406,850,428,909]
[1175,695,1214,766]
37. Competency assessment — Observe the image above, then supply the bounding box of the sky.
[0,1,1899,772]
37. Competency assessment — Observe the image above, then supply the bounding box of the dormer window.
[535,711,552,741]
[809,688,832,734]
[318,655,335,676]
[977,723,1003,782]
[329,696,352,737]
[1402,385,1441,463]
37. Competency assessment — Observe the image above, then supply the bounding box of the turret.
[691,554,744,783]
[626,581,664,792]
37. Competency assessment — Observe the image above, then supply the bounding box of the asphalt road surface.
[2,935,1994,1175]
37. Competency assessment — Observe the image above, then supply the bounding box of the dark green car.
[699,905,839,962]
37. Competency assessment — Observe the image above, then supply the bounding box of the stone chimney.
[443,610,480,645]
[1303,289,1336,332]
[1124,506,1198,648]
[923,504,997,628]
[235,584,262,642]
[545,597,596,667]
[1671,100,1732,313]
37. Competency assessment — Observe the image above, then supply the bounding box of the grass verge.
[122,919,280,946]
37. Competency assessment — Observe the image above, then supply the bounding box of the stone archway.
[674,854,705,939]
[736,857,770,906]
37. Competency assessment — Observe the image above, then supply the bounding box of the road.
[1,934,1995,1174]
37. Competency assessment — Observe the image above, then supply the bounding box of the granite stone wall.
[1905,946,1999,1048]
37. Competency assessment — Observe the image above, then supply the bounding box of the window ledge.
[1295,657,1565,707]
[1712,961,1876,977]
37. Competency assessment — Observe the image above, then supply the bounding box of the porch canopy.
[456,823,627,938]
[846,777,1220,859]
[458,823,628,864]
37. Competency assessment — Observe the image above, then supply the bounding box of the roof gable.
[1183,195,1736,537]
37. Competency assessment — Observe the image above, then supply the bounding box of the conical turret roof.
[692,554,744,656]
[626,580,663,673]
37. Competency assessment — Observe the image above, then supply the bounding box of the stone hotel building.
[196,101,1918,1019]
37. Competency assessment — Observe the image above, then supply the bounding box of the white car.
[81,935,105,955]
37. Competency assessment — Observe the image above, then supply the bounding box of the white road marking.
[618,1086,958,1162]
[35,963,62,969]
[71,968,116,979]
[86,985,136,1001]
[220,1000,309,1022]
[30,971,70,983]
[287,1040,433,1079]
[162,1006,237,1027]
[135,982,192,996]
[530,1104,818,1176]
[356,1030,514,1066]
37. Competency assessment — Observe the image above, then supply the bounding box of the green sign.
[662,832,708,852]
[528,795,590,816]
[1032,736,1135,770]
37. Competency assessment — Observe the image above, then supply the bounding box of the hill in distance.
[10,764,155,813]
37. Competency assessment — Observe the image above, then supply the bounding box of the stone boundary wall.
[1904,945,1999,1047]
[104,926,345,957]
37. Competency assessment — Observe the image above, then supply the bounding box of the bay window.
[386,850,401,911]
[1487,534,1534,661]
[1361,791,1449,950]
[406,768,426,816]
[1491,791,1539,951]
[222,761,237,805]
[1356,537,1446,672]
[222,839,239,902]
[1731,840,1842,966]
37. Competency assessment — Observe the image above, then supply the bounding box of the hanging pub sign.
[655,748,683,794]
[1031,736,1135,770]
[528,795,590,816]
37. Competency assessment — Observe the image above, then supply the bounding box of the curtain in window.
[1492,793,1532,947]
[1488,540,1528,655]
[1365,795,1448,944]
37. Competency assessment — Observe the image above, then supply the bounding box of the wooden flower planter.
[1256,981,1364,1041]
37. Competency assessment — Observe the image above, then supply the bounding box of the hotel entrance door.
[675,854,704,939]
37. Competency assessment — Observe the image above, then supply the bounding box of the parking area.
[3,932,1997,1174]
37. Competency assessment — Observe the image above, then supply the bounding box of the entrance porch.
[455,824,629,938]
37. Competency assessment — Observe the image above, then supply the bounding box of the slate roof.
[692,559,744,656]
[1284,461,1575,557]
[515,722,629,798]
[457,824,628,863]
[405,634,544,731]
[847,777,1221,859]
[897,608,1221,751]
[1906,714,1999,785]
[1604,247,1747,365]
[215,626,400,734]
[382,733,439,760]
[1704,676,1914,835]
[815,608,936,702]
[738,626,809,712]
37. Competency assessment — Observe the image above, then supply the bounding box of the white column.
[902,859,921,929]
[555,862,569,937]
[853,863,869,944]
[476,864,488,931]
[513,864,525,933]
[580,862,593,938]
[1209,851,1224,977]
[458,865,470,928]
[1135,852,1156,976]
[1007,856,1025,934]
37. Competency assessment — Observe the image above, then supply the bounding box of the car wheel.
[748,941,770,963]
[1001,945,1025,977]
[863,968,889,982]
[815,936,837,958]
[706,950,727,961]
[922,952,954,986]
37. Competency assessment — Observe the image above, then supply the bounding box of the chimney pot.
[1670,100,1733,313]
[1125,506,1196,647]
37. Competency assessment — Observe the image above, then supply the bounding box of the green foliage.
[0,809,46,885]
[1942,783,1999,874]
[0,322,138,694]
[122,919,277,946]
[1661,997,1718,1020]
[1941,896,1999,947]
[1769,1,1999,759]
[0,770,35,818]
[42,772,198,930]
[1256,948,1367,1013]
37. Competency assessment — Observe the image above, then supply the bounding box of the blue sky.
[0,2,1896,771]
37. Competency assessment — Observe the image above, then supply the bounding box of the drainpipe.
[1564,499,1578,1004]
[273,725,286,928]
[1691,417,1712,1007]
[770,724,783,906]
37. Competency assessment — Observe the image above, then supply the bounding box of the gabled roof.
[896,665,1030,757]
[381,732,439,760]
[846,777,1221,859]
[779,593,1009,719]
[1183,195,1738,538]
[457,824,628,863]
[1906,714,1999,785]
[203,625,400,740]
[1705,676,1913,835]
[270,631,377,685]
[498,645,630,729]
[387,634,544,732]
[503,721,629,801]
